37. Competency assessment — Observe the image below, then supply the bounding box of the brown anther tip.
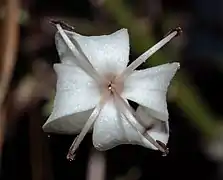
[174,27,183,36]
[164,27,182,38]
[156,140,167,149]
[156,140,169,156]
[49,19,75,31]
[49,19,58,25]
[66,153,76,161]
[162,148,169,157]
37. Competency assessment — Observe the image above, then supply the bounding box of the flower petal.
[92,98,138,150]
[136,105,169,149]
[42,63,100,133]
[55,29,130,75]
[43,109,93,134]
[123,62,179,121]
[92,98,150,150]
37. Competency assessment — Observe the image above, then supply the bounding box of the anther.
[156,140,169,156]
[49,19,75,31]
[164,27,182,38]
[67,135,79,161]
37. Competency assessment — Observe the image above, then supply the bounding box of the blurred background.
[1,0,223,180]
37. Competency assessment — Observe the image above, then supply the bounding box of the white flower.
[43,23,180,160]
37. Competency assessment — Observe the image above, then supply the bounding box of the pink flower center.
[101,74,124,95]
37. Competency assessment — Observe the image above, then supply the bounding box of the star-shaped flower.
[43,22,180,160]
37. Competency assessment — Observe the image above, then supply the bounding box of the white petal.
[92,98,149,150]
[136,105,169,149]
[42,63,100,133]
[56,29,130,75]
[43,109,93,134]
[123,62,179,121]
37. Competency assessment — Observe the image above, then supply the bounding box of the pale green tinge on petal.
[55,29,130,75]
[42,63,100,133]
[122,62,180,121]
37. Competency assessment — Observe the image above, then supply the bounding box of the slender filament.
[56,24,102,84]
[118,27,182,80]
[67,92,110,161]
[66,106,101,161]
[114,92,168,155]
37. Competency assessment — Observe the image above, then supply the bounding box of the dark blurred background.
[1,0,223,180]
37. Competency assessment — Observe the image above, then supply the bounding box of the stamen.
[114,92,168,155]
[118,27,182,80]
[67,92,110,161]
[67,105,102,161]
[55,24,102,84]
[164,27,182,38]
[50,19,75,31]
[156,140,169,156]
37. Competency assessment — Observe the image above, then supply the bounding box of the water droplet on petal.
[74,104,81,111]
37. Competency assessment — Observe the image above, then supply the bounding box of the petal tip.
[168,62,180,74]
[113,28,129,37]
[169,62,180,69]
[174,62,180,69]
[120,28,128,33]
[92,141,114,151]
[53,63,60,71]
[42,116,54,132]
[53,63,66,73]
[42,122,49,132]
[92,138,107,151]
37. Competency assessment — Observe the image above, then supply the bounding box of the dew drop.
[74,104,81,111]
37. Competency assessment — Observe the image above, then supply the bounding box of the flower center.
[102,74,124,95]
[108,83,113,90]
